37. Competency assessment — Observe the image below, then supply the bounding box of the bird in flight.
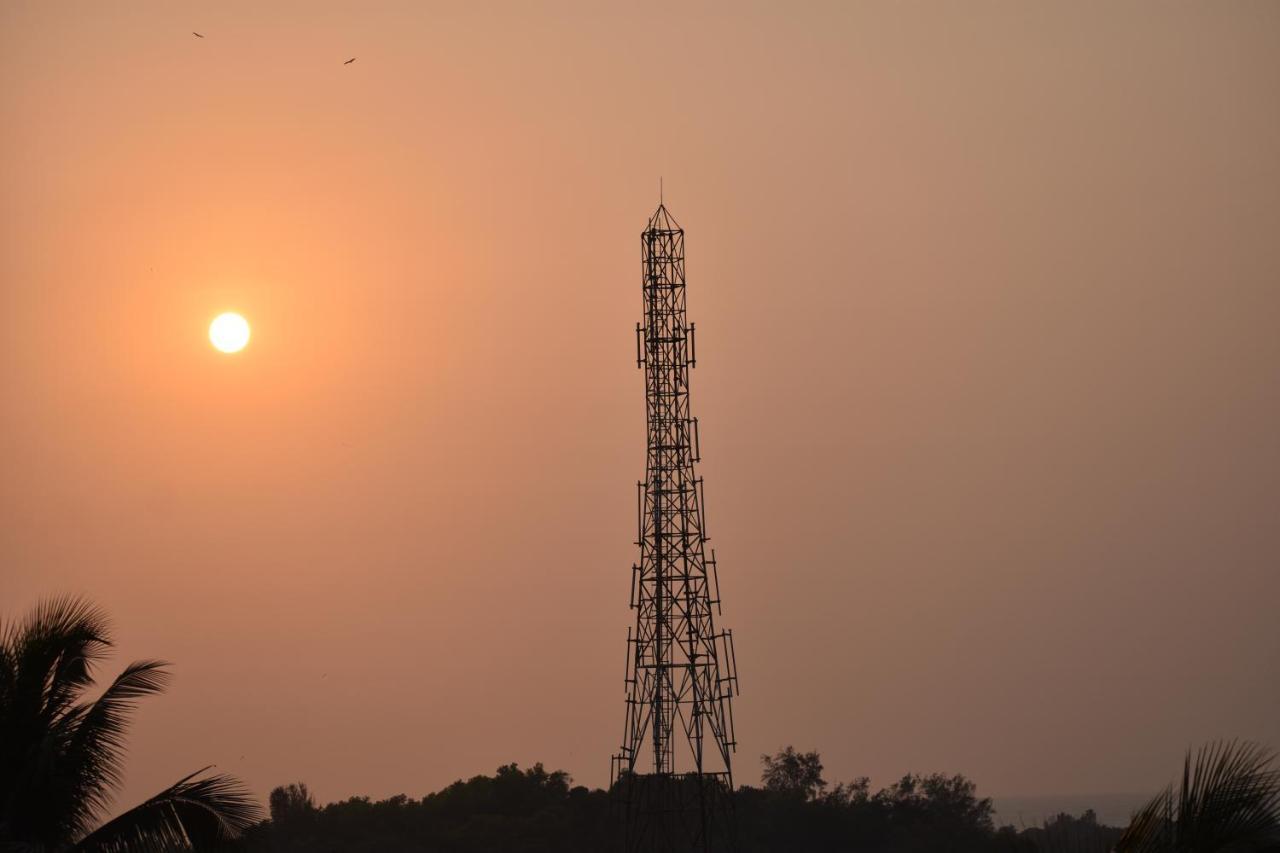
[344,57,356,65]
[192,31,204,38]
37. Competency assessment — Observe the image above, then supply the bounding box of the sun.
[209,312,251,353]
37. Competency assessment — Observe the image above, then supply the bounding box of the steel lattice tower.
[612,203,740,853]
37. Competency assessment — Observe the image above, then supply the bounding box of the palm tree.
[0,595,262,851]
[1117,740,1280,852]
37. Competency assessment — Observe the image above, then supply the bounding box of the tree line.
[242,748,1127,853]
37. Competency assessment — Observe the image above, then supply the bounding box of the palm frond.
[1,595,117,846]
[1178,740,1280,850]
[1116,786,1173,852]
[57,660,173,832]
[7,595,114,719]
[71,767,263,852]
[1118,740,1280,852]
[7,660,175,844]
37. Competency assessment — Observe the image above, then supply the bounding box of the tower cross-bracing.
[612,203,739,852]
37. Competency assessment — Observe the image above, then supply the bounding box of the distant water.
[992,793,1150,830]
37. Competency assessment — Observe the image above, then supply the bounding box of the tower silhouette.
[612,203,740,852]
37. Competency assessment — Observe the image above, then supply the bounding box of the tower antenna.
[613,202,740,852]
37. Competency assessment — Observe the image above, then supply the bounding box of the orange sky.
[3,1,1278,814]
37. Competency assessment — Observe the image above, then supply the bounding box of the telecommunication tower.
[612,203,740,852]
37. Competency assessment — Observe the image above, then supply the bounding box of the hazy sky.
[3,1,1278,816]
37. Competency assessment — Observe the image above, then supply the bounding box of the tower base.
[613,771,735,853]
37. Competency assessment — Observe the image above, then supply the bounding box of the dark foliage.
[760,746,827,800]
[243,763,610,853]
[1014,810,1123,853]
[268,784,316,826]
[1116,740,1280,852]
[242,748,1119,853]
[737,767,1000,852]
[0,595,262,852]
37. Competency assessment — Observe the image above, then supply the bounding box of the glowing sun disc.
[209,312,250,353]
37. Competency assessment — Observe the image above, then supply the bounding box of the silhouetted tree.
[269,782,317,824]
[734,747,1008,852]
[0,595,261,851]
[874,771,996,834]
[761,746,827,800]
[1117,740,1280,852]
